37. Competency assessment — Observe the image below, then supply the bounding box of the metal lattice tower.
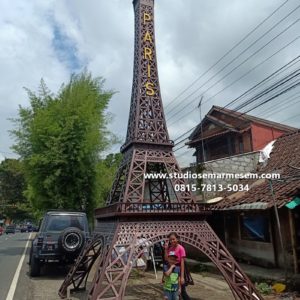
[59,1,263,299]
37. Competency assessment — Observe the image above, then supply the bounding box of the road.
[0,232,31,300]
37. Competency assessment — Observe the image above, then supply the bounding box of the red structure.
[59,1,263,299]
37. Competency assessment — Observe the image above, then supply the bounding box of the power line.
[169,56,300,146]
[171,61,300,144]
[173,125,198,143]
[164,0,291,113]
[257,92,300,117]
[176,149,194,158]
[205,49,300,106]
[281,112,300,123]
[166,6,300,117]
[240,80,300,115]
[167,19,300,123]
[233,69,300,111]
[199,20,300,104]
[173,75,300,152]
[223,55,300,109]
[174,144,187,152]
[167,42,300,127]
[169,42,300,127]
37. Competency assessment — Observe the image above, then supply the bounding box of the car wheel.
[59,227,84,253]
[29,252,40,277]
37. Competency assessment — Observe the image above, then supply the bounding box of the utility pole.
[197,96,206,202]
[268,179,288,281]
[197,96,205,163]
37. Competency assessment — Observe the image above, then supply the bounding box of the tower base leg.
[59,220,262,300]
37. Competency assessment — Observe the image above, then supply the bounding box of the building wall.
[208,209,295,271]
[226,211,276,267]
[251,123,286,151]
[242,131,252,152]
[186,151,260,199]
[227,239,276,267]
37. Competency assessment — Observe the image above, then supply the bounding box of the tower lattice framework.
[59,1,263,299]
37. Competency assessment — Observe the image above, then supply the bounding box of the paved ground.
[0,232,30,300]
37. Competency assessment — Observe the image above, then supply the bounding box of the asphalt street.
[0,232,31,300]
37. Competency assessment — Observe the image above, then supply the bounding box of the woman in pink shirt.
[164,232,191,300]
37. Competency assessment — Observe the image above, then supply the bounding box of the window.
[240,214,270,242]
[46,215,85,231]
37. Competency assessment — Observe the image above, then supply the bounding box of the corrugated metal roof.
[212,130,300,210]
[223,202,269,210]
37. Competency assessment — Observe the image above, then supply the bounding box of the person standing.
[162,252,181,300]
[164,232,191,300]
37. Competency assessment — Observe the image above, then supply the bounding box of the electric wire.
[173,77,300,152]
[169,40,300,127]
[167,22,300,123]
[223,55,300,109]
[167,40,300,127]
[172,70,300,144]
[256,92,300,117]
[233,69,300,111]
[164,0,291,112]
[166,15,300,120]
[204,49,300,106]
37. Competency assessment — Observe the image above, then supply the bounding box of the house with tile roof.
[208,130,300,274]
[184,106,298,200]
[187,105,297,163]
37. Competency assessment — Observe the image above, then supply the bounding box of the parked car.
[31,225,39,232]
[5,225,16,234]
[27,224,33,232]
[29,210,90,277]
[20,225,27,233]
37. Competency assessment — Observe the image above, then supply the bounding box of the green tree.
[11,72,115,219]
[96,153,122,207]
[0,158,31,221]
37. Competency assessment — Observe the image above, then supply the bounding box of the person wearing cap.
[162,252,181,300]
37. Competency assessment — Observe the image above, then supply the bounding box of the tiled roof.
[212,106,298,132]
[212,130,300,210]
[189,106,297,141]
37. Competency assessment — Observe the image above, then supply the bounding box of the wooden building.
[187,106,297,164]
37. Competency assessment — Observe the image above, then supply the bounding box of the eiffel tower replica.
[59,1,262,299]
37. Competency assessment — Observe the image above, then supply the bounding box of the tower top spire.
[122,0,172,152]
[133,0,154,7]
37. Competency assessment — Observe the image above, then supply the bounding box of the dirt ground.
[124,270,300,300]
[125,270,234,300]
[21,262,300,300]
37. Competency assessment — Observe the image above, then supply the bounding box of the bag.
[184,261,194,286]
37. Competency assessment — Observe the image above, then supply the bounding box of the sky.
[0,0,299,166]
